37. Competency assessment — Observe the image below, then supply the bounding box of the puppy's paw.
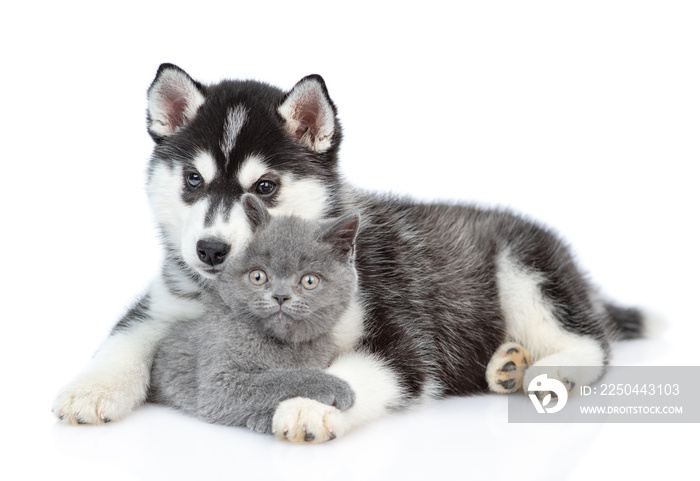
[486,342,532,394]
[52,365,148,425]
[272,397,347,444]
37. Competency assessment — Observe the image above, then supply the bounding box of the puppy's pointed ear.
[318,213,360,258]
[278,75,337,153]
[147,64,206,140]
[241,194,271,231]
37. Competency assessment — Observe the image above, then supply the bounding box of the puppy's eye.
[185,172,203,189]
[301,274,320,290]
[249,270,268,286]
[256,180,277,197]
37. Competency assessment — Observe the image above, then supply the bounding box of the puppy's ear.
[278,75,337,153]
[318,213,360,259]
[241,194,271,231]
[147,64,206,141]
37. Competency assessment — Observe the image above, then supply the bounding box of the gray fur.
[149,195,360,432]
[52,66,643,428]
[332,188,641,400]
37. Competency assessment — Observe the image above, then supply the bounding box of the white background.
[2,1,699,479]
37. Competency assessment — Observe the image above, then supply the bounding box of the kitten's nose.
[273,294,291,306]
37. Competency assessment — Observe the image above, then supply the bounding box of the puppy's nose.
[196,239,230,266]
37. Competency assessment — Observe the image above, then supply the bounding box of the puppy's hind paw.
[486,342,532,394]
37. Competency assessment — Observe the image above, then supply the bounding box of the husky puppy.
[53,64,644,441]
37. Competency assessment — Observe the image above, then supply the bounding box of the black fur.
[55,65,643,429]
[143,64,643,401]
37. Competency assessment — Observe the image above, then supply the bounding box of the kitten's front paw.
[303,375,356,411]
[486,342,532,394]
[52,365,148,425]
[272,397,347,444]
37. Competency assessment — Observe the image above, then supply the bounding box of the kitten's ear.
[318,213,360,258]
[147,63,206,141]
[278,75,337,153]
[241,193,271,231]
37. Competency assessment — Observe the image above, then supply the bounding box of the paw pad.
[486,342,532,394]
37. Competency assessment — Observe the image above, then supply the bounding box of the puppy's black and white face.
[145,65,342,279]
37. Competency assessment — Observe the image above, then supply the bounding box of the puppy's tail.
[604,302,647,340]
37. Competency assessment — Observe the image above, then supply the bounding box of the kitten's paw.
[272,397,347,444]
[486,342,532,394]
[303,375,356,411]
[52,365,148,425]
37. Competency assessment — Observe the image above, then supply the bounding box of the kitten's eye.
[301,274,320,290]
[255,180,277,197]
[185,172,203,189]
[249,270,268,286]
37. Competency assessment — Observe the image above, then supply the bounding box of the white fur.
[179,199,210,271]
[523,350,605,391]
[325,351,405,422]
[272,351,404,442]
[52,277,206,424]
[272,398,344,443]
[496,252,605,390]
[193,151,218,185]
[331,296,365,354]
[148,162,187,247]
[221,105,248,167]
[236,155,268,190]
[269,174,329,219]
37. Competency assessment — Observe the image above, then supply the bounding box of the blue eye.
[186,172,203,189]
[255,180,277,196]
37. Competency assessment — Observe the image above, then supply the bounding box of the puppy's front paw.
[486,342,532,394]
[272,398,347,444]
[52,365,148,425]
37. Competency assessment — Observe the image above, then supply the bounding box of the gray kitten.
[148,194,360,434]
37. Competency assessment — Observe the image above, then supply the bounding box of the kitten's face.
[216,214,358,344]
[235,266,341,343]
